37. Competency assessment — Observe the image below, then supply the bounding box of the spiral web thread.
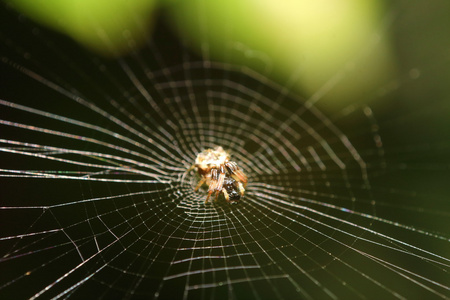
[1,2,450,300]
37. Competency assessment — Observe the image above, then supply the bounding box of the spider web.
[1,1,450,299]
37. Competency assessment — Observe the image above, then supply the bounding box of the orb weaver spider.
[190,147,247,204]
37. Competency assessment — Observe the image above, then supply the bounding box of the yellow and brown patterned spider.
[191,146,247,204]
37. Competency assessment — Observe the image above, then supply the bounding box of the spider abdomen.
[223,176,241,204]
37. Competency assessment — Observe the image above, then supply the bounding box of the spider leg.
[205,169,217,203]
[204,166,226,204]
[205,190,214,204]
[237,182,245,196]
[214,190,221,202]
[217,166,226,188]
[205,186,214,204]
[194,177,206,192]
[205,192,212,204]
[213,165,226,202]
[225,161,248,187]
[222,188,230,203]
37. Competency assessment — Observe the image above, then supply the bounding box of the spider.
[190,146,247,204]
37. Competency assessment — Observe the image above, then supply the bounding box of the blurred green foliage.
[165,0,397,108]
[7,0,397,108]
[6,0,158,56]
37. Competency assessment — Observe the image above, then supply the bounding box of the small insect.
[190,146,247,204]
